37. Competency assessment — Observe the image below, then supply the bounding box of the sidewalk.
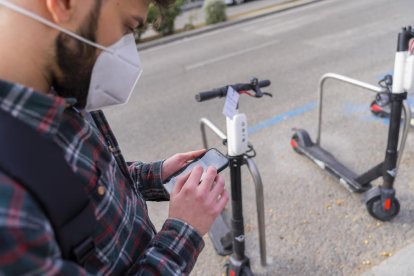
[138,0,321,50]
[362,243,414,276]
[175,0,290,32]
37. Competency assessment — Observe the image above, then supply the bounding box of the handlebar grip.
[258,80,271,88]
[195,89,226,102]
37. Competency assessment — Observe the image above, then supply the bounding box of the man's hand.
[168,166,229,236]
[162,149,206,182]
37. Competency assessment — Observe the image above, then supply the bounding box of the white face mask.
[85,34,143,111]
[0,0,143,111]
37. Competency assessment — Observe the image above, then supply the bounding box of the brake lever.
[250,77,264,98]
[378,74,393,91]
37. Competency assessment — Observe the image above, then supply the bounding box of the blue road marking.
[248,101,317,135]
[344,101,389,125]
[361,114,390,126]
[246,70,412,135]
[247,99,389,136]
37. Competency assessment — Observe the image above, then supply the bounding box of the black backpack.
[0,108,96,264]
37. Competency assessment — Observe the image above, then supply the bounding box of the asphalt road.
[104,0,414,274]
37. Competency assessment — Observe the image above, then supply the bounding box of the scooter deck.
[300,144,372,193]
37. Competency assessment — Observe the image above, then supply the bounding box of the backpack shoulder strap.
[0,108,96,264]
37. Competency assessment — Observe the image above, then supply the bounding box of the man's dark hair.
[52,0,103,108]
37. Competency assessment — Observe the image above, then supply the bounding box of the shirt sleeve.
[0,173,204,275]
[128,160,170,202]
[127,219,205,275]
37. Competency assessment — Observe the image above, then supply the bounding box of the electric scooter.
[195,78,272,275]
[291,26,413,221]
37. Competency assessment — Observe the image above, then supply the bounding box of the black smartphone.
[164,148,229,193]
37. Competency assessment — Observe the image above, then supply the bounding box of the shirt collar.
[0,79,76,136]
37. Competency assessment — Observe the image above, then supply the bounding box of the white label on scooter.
[387,168,397,177]
[235,235,245,242]
[314,159,325,170]
[223,86,240,119]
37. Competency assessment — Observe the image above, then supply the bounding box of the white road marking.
[185,39,280,71]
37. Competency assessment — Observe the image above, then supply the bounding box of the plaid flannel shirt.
[0,79,204,275]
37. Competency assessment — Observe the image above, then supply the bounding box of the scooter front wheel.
[366,195,400,221]
[223,263,254,276]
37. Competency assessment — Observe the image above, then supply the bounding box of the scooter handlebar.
[195,80,271,102]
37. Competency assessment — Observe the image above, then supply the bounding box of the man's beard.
[52,2,102,109]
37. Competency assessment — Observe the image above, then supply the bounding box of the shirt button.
[97,185,106,196]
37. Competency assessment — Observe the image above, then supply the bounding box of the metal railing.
[316,73,411,169]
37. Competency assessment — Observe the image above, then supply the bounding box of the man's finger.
[206,174,225,204]
[211,174,225,194]
[181,149,206,162]
[214,190,229,214]
[183,165,204,190]
[199,166,217,193]
[172,171,191,195]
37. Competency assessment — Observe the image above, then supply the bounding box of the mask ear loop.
[0,0,113,54]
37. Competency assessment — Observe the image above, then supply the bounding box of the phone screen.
[164,149,229,193]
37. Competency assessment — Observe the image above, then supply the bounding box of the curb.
[361,243,414,276]
[138,0,323,50]
[181,1,203,12]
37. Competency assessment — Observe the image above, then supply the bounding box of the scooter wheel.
[366,195,400,221]
[370,100,386,118]
[223,262,229,276]
[370,100,380,116]
[222,262,254,276]
[370,91,391,118]
[290,133,303,155]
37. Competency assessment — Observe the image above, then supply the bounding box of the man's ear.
[45,0,72,23]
